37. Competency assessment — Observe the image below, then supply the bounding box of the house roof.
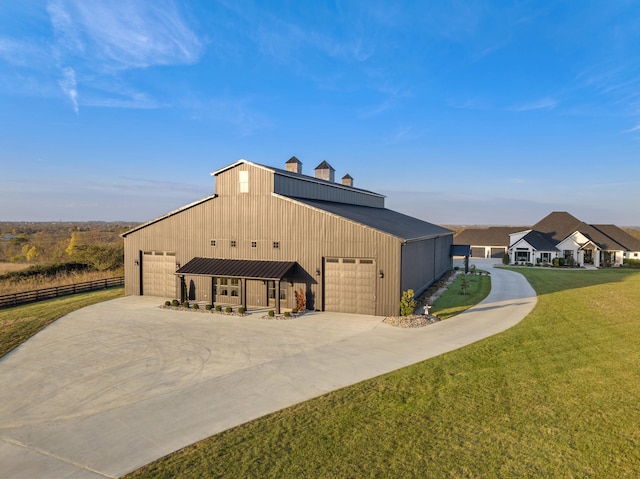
[290,197,452,241]
[454,226,527,247]
[530,211,626,251]
[176,257,297,280]
[592,225,640,252]
[521,230,560,251]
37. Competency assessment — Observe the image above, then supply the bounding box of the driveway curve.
[0,263,536,478]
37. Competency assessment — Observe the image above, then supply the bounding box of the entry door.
[324,258,375,315]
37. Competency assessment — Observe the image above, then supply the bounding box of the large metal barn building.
[122,157,453,316]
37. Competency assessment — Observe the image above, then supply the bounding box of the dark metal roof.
[176,258,296,279]
[291,198,453,241]
[450,244,471,256]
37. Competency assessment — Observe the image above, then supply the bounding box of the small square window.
[273,241,279,249]
[251,241,257,248]
[210,240,216,247]
[230,240,236,247]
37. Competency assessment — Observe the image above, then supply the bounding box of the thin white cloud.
[622,124,640,134]
[509,97,557,112]
[59,67,78,113]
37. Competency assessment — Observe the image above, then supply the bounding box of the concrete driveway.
[0,263,536,478]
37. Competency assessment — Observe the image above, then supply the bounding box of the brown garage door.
[471,247,486,258]
[324,258,376,315]
[491,247,506,258]
[142,251,176,297]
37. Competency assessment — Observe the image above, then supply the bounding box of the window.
[563,250,574,260]
[210,240,216,247]
[239,170,249,193]
[230,240,236,247]
[279,282,287,300]
[343,258,356,264]
[230,278,239,297]
[326,258,339,263]
[218,278,228,296]
[360,259,373,264]
[251,241,257,248]
[273,241,279,249]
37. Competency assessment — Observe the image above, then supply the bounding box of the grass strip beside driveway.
[430,271,491,319]
[126,268,640,478]
[0,287,124,358]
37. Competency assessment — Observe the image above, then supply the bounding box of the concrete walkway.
[0,263,536,478]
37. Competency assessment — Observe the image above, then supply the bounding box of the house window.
[563,250,573,260]
[210,240,216,247]
[230,240,236,247]
[540,252,551,263]
[273,241,279,249]
[515,249,530,262]
[251,241,257,248]
[239,170,249,193]
[280,282,287,300]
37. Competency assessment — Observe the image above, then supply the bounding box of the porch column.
[241,278,247,311]
[275,279,281,314]
[211,276,215,306]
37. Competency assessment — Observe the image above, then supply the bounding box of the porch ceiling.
[176,257,296,280]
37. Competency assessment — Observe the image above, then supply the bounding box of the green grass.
[430,272,491,319]
[126,268,640,478]
[0,287,124,358]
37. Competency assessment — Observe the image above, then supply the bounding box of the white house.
[508,212,640,267]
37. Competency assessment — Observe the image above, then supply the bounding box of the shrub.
[205,304,212,311]
[172,299,180,307]
[238,307,245,314]
[182,301,190,308]
[460,275,470,295]
[225,307,232,314]
[164,300,171,307]
[215,305,222,312]
[284,311,291,318]
[502,253,510,265]
[624,258,640,268]
[400,289,416,316]
[292,307,298,314]
[268,310,275,317]
[454,266,459,271]
[469,264,476,275]
[193,303,199,310]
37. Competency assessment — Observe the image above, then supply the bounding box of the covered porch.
[176,257,297,314]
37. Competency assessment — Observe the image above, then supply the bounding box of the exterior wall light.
[316,268,321,276]
[176,263,180,270]
[379,270,384,278]
[134,260,139,266]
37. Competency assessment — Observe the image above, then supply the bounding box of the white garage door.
[324,258,376,315]
[142,251,176,297]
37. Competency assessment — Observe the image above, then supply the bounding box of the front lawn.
[126,268,640,478]
[430,271,491,319]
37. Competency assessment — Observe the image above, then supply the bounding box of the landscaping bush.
[268,310,275,317]
[284,311,291,318]
[502,253,510,265]
[172,299,180,307]
[400,289,416,316]
[164,300,171,307]
[205,304,212,311]
[238,307,245,314]
[294,289,306,311]
[292,307,298,314]
[469,264,476,275]
[193,303,199,310]
[623,258,640,268]
[182,301,190,308]
[215,305,222,312]
[225,307,232,313]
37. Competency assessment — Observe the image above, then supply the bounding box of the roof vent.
[314,161,335,182]
[342,174,353,187]
[286,156,302,174]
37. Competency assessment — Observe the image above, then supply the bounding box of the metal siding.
[124,162,427,316]
[274,174,384,207]
[401,233,454,299]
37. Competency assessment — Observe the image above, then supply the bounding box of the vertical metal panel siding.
[274,175,384,208]
[124,163,421,316]
[401,233,454,297]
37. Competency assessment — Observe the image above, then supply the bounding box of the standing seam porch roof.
[176,258,297,280]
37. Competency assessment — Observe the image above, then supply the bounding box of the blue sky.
[1,1,639,226]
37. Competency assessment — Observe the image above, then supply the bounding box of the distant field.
[0,270,121,295]
[0,262,30,274]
